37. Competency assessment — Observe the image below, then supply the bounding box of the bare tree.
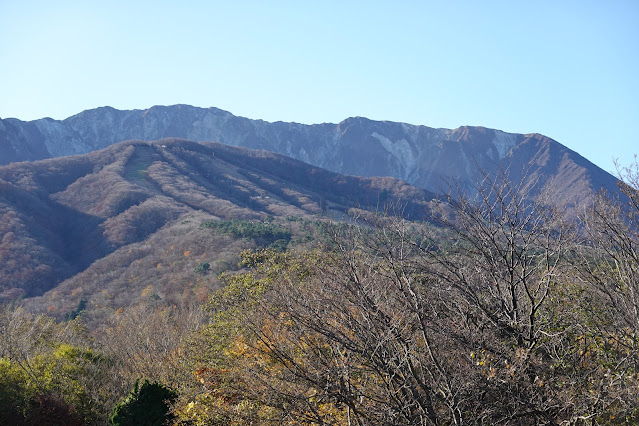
[568,157,639,420]
[416,168,582,424]
[579,157,639,335]
[98,302,205,389]
[432,168,569,351]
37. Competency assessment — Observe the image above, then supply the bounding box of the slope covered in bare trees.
[0,138,438,313]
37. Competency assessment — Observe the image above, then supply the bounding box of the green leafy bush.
[0,358,31,424]
[0,356,84,425]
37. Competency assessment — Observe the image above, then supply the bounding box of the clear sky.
[1,1,637,173]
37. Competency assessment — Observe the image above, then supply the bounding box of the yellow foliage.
[141,285,154,298]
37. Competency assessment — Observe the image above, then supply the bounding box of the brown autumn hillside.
[0,138,439,309]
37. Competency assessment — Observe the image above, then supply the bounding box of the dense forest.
[1,159,638,425]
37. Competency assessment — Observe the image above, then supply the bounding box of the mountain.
[0,105,621,208]
[0,138,438,313]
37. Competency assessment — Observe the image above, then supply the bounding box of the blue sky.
[1,1,637,173]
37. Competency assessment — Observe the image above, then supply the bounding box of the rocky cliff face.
[0,104,619,205]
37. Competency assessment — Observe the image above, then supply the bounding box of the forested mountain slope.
[0,138,438,308]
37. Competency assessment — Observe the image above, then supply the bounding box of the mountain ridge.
[0,104,621,211]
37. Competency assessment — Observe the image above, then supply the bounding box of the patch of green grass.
[124,160,151,181]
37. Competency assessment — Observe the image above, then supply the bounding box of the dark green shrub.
[195,262,211,274]
[268,238,290,252]
[109,379,177,426]
[64,299,87,321]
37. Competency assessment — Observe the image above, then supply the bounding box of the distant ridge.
[0,104,621,208]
